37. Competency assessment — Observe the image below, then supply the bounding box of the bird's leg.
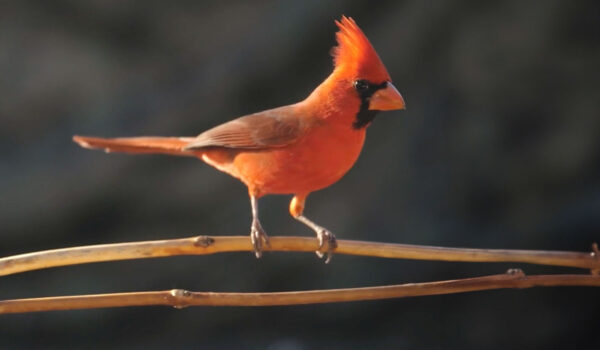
[296,215,337,263]
[250,195,269,258]
[289,194,337,263]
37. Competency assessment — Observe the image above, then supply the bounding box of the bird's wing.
[184,107,307,150]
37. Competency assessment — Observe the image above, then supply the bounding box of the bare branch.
[1,271,599,314]
[1,237,598,314]
[1,236,599,276]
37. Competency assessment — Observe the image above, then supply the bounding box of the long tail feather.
[73,135,198,157]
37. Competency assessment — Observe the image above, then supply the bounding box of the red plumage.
[73,16,405,262]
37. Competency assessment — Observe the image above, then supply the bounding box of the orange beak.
[368,82,406,111]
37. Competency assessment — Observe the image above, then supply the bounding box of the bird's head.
[330,16,405,128]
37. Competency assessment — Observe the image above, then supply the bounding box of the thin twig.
[1,271,599,314]
[1,236,599,276]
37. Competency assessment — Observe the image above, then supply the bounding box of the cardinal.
[73,16,405,262]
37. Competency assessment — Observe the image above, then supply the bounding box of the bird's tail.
[73,135,198,157]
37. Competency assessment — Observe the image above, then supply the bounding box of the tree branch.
[1,270,599,314]
[1,237,599,314]
[1,236,599,277]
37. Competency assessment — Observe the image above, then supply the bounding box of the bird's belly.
[232,127,366,196]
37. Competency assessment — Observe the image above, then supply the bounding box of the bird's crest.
[331,16,391,82]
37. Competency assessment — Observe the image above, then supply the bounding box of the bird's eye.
[353,80,370,92]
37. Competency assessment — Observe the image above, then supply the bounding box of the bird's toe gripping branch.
[250,219,269,258]
[290,195,338,263]
[314,228,338,263]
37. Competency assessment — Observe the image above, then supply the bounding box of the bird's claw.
[315,228,337,263]
[250,220,269,258]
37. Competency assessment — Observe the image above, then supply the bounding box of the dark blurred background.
[1,0,599,349]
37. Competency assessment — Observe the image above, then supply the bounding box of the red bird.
[73,16,405,262]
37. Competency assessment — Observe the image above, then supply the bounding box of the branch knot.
[506,268,525,278]
[193,236,215,248]
[591,243,600,275]
[169,289,192,309]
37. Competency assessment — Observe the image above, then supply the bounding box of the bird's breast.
[231,122,366,196]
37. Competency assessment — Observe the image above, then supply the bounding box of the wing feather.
[184,107,306,150]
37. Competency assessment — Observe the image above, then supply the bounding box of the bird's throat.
[353,102,379,129]
[352,81,387,129]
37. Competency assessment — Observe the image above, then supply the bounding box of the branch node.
[506,268,525,277]
[193,236,215,248]
[591,243,600,275]
[169,289,192,309]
